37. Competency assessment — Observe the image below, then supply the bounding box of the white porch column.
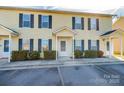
[72,36,75,60]
[109,37,112,58]
[120,36,123,57]
[111,39,114,55]
[56,35,58,60]
[8,35,11,62]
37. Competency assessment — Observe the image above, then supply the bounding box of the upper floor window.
[19,13,34,28]
[72,17,84,30]
[91,18,96,30]
[75,17,82,29]
[23,14,31,27]
[42,16,49,28]
[38,15,52,29]
[88,18,99,31]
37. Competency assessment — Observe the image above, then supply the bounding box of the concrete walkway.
[0,57,124,70]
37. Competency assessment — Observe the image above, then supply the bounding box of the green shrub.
[28,51,40,60]
[74,50,83,58]
[44,51,56,60]
[97,50,104,58]
[84,50,98,58]
[12,50,29,61]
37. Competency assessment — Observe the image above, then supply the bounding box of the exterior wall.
[112,17,124,55]
[113,38,121,54]
[0,8,112,56]
[123,36,124,53]
[112,17,124,30]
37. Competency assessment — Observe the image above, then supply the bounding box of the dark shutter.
[49,39,52,51]
[74,40,75,51]
[88,18,91,30]
[88,40,91,50]
[81,17,84,30]
[49,15,52,29]
[81,40,84,51]
[38,39,42,52]
[97,40,100,51]
[72,17,75,29]
[19,13,23,27]
[30,14,34,28]
[30,39,34,51]
[38,15,42,28]
[19,39,23,50]
[96,19,99,31]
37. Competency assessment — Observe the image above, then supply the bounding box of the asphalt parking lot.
[0,64,124,86]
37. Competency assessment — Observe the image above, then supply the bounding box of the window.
[23,14,31,27]
[41,15,49,28]
[91,40,97,50]
[75,17,82,29]
[23,39,30,50]
[61,41,66,51]
[107,41,110,51]
[91,18,96,30]
[42,39,49,51]
[75,40,82,51]
[4,40,9,52]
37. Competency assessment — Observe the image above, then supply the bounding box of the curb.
[0,62,124,71]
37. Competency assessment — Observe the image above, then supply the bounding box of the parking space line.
[57,66,64,86]
[94,65,112,75]
[94,65,120,75]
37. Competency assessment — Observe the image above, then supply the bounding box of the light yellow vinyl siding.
[0,9,112,53]
[112,17,124,54]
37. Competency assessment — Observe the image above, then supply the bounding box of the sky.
[0,0,124,11]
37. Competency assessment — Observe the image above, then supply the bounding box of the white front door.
[59,40,68,56]
[0,39,9,58]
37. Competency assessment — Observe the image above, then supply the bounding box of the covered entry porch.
[101,29,124,60]
[53,26,77,60]
[0,24,19,62]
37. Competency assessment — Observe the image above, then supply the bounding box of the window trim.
[22,14,31,28]
[41,15,49,28]
[91,40,97,50]
[23,39,30,50]
[75,17,82,29]
[90,18,97,30]
[42,39,49,51]
[75,40,82,51]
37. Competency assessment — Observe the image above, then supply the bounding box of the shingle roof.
[0,6,114,16]
[0,24,19,35]
[101,29,117,36]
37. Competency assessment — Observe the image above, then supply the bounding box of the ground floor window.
[4,40,9,52]
[42,39,49,51]
[23,39,30,50]
[106,41,110,51]
[75,40,82,51]
[19,39,51,51]
[91,40,97,50]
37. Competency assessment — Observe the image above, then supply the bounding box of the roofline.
[0,24,19,35]
[53,26,77,35]
[101,28,124,37]
[0,6,115,17]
